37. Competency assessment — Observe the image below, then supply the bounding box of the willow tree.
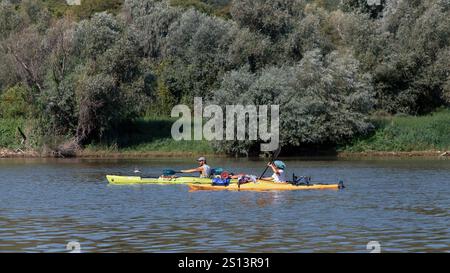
[211,50,374,155]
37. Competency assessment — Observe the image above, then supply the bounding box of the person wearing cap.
[180,157,212,178]
[260,160,286,183]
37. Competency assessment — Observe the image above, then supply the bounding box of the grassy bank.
[88,109,450,156]
[2,109,449,158]
[85,117,215,155]
[342,108,450,152]
[0,118,25,149]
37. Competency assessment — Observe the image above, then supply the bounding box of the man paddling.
[180,157,212,178]
[260,160,286,183]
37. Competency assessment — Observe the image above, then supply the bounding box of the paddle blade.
[273,145,282,159]
[163,169,177,176]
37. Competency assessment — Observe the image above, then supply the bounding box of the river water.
[0,157,449,253]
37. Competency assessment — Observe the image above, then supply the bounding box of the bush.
[0,84,28,118]
[0,118,24,148]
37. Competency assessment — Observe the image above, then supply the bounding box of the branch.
[6,44,42,93]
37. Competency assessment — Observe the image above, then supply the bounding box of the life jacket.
[272,169,286,182]
[200,164,211,178]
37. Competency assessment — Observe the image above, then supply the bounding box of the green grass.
[4,108,449,155]
[120,138,214,153]
[342,108,450,152]
[88,117,214,154]
[0,118,25,149]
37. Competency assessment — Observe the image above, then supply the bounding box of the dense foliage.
[0,0,449,154]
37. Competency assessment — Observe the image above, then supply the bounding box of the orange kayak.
[188,181,343,192]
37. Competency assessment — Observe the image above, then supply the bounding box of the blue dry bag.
[212,177,231,186]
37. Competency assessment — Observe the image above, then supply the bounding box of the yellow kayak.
[188,181,343,192]
[106,175,237,185]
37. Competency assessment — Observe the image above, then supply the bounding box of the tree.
[230,0,305,40]
[0,1,24,38]
[38,18,78,136]
[341,0,386,19]
[74,12,122,60]
[335,0,450,114]
[3,26,50,98]
[161,9,238,100]
[211,49,374,155]
[226,27,272,72]
[71,13,149,143]
[76,74,121,143]
[124,0,181,59]
[283,7,335,63]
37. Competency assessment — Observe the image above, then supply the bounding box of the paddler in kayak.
[180,156,212,178]
[260,160,286,183]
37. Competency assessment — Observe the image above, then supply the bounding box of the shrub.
[0,84,28,118]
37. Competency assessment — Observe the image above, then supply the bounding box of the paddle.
[258,146,282,180]
[164,167,226,177]
[162,169,182,176]
[118,168,181,178]
[237,146,282,191]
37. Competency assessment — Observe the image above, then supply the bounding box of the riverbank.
[340,108,450,152]
[1,109,449,159]
[1,147,449,159]
[0,148,40,158]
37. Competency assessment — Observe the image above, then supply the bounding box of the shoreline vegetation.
[1,1,450,159]
[1,148,449,159]
[1,108,449,159]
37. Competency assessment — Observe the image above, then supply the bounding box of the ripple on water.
[1,158,449,252]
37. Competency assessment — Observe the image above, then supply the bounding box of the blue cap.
[273,160,286,170]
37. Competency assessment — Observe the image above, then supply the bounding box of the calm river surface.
[0,157,449,253]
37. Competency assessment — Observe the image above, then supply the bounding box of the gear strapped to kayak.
[212,177,231,186]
